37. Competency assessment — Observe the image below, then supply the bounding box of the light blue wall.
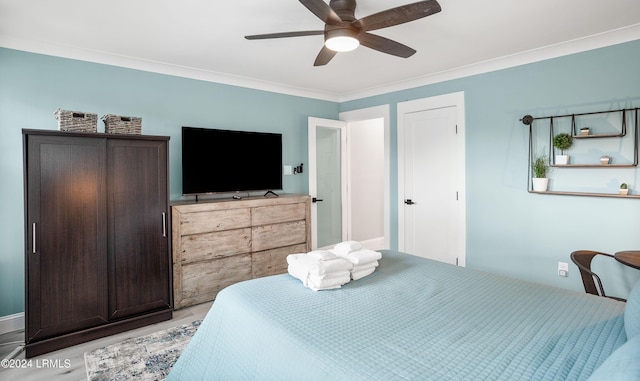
[341,39,640,294]
[0,48,338,316]
[2,40,640,317]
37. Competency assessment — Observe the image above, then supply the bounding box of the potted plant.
[553,133,573,165]
[580,127,590,136]
[532,155,549,192]
[620,183,629,195]
[600,155,611,165]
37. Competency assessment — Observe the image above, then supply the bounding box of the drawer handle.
[162,212,167,238]
[32,222,37,254]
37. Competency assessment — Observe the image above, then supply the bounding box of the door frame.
[308,105,390,250]
[397,92,466,266]
[308,117,348,249]
[339,105,391,250]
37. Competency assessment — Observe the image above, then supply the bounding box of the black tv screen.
[181,126,282,195]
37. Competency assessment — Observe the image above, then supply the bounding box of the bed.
[167,249,640,380]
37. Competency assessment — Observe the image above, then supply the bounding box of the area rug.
[84,320,201,381]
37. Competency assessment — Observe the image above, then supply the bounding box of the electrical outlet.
[558,261,569,277]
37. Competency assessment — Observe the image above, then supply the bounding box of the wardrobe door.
[25,133,108,343]
[107,138,171,319]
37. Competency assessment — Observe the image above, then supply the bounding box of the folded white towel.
[287,252,354,291]
[307,272,351,291]
[287,265,351,291]
[286,253,309,265]
[287,264,304,283]
[307,250,337,260]
[333,241,363,256]
[316,258,353,273]
[351,266,376,281]
[308,270,351,282]
[338,249,382,265]
[352,260,379,272]
[287,254,353,275]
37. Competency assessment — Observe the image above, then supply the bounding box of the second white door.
[398,94,465,265]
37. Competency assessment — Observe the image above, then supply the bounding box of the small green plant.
[532,155,549,178]
[620,183,628,189]
[553,133,573,155]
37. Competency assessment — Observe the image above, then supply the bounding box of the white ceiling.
[1,0,640,101]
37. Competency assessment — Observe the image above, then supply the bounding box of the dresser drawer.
[252,220,307,252]
[252,202,306,226]
[180,254,252,305]
[179,208,250,236]
[252,243,308,278]
[180,228,251,263]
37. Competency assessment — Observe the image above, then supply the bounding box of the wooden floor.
[0,302,212,381]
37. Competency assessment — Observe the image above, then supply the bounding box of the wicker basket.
[54,109,98,132]
[102,114,142,134]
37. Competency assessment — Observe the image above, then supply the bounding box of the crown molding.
[338,24,640,102]
[2,24,639,104]
[0,35,341,102]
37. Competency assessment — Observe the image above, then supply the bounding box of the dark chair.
[570,250,626,302]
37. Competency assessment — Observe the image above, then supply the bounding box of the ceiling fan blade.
[299,0,343,25]
[359,33,416,58]
[354,0,441,32]
[314,46,337,66]
[245,30,324,40]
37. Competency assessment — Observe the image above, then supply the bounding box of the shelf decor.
[620,183,629,195]
[552,132,573,165]
[521,107,639,198]
[531,154,549,191]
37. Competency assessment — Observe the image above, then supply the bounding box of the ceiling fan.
[245,0,441,66]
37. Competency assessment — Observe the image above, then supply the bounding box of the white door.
[398,93,466,265]
[308,117,347,249]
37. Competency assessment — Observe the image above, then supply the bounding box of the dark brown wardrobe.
[23,129,172,357]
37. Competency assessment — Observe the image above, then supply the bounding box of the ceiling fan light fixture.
[246,0,442,65]
[325,28,360,52]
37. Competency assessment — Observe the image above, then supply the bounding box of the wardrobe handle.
[162,212,167,238]
[32,223,37,254]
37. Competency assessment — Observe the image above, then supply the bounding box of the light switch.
[284,165,293,175]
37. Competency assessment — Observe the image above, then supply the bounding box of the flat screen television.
[181,126,282,195]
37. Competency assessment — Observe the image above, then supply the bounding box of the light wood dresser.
[171,194,311,309]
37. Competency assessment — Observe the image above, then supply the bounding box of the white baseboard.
[0,313,25,335]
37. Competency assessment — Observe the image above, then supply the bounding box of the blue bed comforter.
[168,250,627,380]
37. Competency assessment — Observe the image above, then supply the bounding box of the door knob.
[404,199,415,205]
[312,197,324,203]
